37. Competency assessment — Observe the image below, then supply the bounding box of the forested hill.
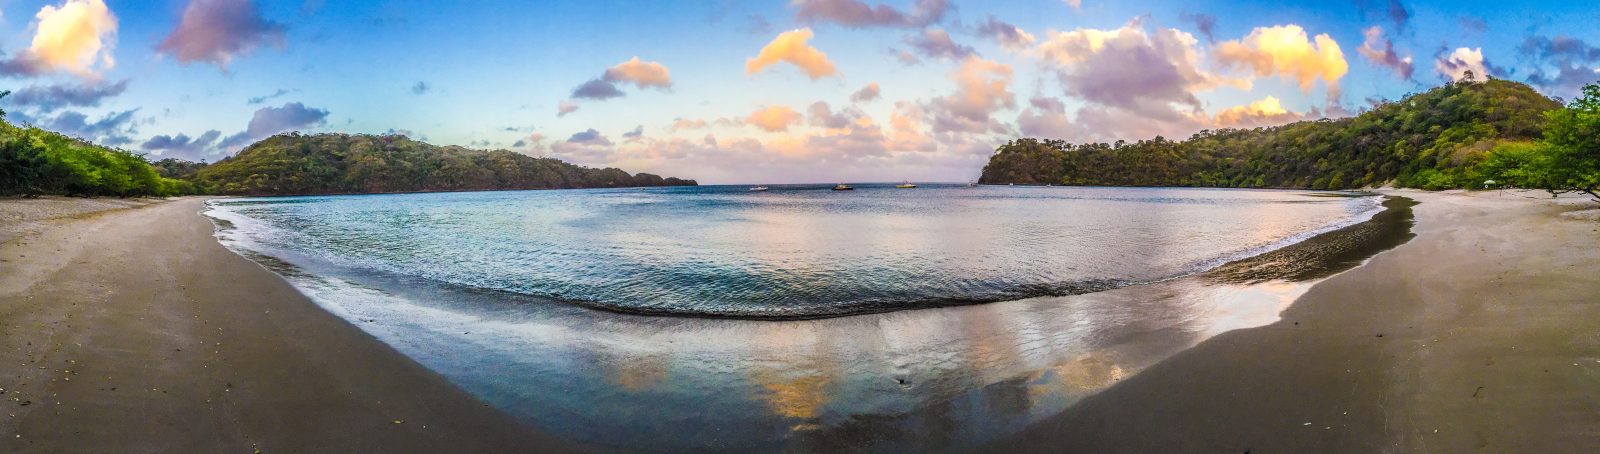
[1,117,199,197]
[196,133,696,196]
[979,79,1562,190]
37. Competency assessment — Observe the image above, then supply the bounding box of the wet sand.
[0,198,580,452]
[993,190,1600,452]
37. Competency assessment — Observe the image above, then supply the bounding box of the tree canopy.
[1479,82,1600,201]
[194,133,696,196]
[0,90,199,197]
[979,79,1562,191]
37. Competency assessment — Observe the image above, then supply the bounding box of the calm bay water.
[204,185,1385,450]
[206,184,1378,318]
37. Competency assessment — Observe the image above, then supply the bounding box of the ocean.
[204,184,1390,450]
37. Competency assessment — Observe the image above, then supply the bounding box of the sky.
[0,0,1597,184]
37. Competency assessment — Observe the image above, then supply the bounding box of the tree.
[1483,82,1600,202]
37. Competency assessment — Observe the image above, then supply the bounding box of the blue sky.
[1,0,1598,184]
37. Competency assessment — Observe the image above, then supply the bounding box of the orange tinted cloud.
[746,28,837,79]
[670,118,709,131]
[557,100,579,117]
[605,57,673,89]
[747,105,801,132]
[1217,24,1348,91]
[1214,96,1304,128]
[929,56,1014,133]
[2,0,119,77]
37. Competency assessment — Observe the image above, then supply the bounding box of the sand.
[2,190,1596,452]
[0,196,163,245]
[0,198,581,452]
[992,190,1600,452]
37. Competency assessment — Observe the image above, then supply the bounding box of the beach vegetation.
[0,91,199,197]
[1481,83,1600,202]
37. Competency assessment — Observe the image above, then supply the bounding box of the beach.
[0,190,1596,451]
[0,198,578,452]
[994,190,1600,452]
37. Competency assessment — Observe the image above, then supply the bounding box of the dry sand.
[0,198,581,452]
[992,190,1600,452]
[0,196,163,245]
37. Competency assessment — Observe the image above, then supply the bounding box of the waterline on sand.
[200,190,1415,451]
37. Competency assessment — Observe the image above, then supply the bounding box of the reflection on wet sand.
[320,271,1329,451]
[1052,352,1128,392]
[610,350,670,392]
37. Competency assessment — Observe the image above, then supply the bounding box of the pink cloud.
[156,0,286,70]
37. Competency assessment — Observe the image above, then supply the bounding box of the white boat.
[748,186,769,192]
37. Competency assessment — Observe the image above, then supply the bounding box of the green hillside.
[979,79,1562,190]
[0,117,198,197]
[194,133,696,196]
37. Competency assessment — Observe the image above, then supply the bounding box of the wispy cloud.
[247,88,289,104]
[5,80,128,113]
[791,0,949,29]
[1179,12,1217,43]
[1358,26,1413,80]
[1518,35,1600,98]
[974,16,1036,50]
[905,28,975,60]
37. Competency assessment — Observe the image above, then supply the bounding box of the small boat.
[748,186,769,192]
[832,183,854,191]
[895,181,917,189]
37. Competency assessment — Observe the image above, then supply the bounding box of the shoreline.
[203,190,1394,321]
[192,189,1416,451]
[990,190,1600,451]
[4,189,1594,450]
[0,198,580,452]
